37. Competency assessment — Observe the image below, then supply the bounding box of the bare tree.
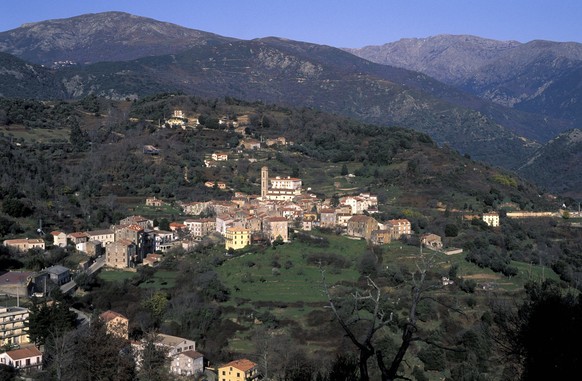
[322,273,392,381]
[323,250,463,381]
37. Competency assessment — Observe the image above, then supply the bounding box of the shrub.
[418,346,446,371]
[306,252,349,269]
[459,278,477,293]
[445,224,459,237]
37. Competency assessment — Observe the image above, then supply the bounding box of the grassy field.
[217,231,560,316]
[98,269,136,283]
[218,233,367,305]
[0,126,70,143]
[139,270,179,289]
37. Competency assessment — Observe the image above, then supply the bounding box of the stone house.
[386,219,412,239]
[371,230,392,245]
[263,216,289,242]
[145,197,165,207]
[67,232,89,245]
[241,139,261,150]
[347,215,378,240]
[86,229,115,245]
[319,209,336,228]
[106,240,137,269]
[3,238,45,252]
[421,233,443,250]
[170,350,204,377]
[119,215,152,230]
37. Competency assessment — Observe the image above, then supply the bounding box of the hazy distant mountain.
[517,129,582,198]
[1,12,579,175]
[0,11,234,66]
[348,35,582,124]
[49,36,542,169]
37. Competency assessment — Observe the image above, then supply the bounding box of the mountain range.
[1,12,581,198]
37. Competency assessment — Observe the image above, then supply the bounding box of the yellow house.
[225,227,250,251]
[218,358,259,381]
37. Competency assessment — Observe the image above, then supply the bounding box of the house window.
[237,372,240,377]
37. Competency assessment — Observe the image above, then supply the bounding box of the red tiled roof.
[68,232,89,238]
[100,310,127,322]
[222,358,257,372]
[5,347,42,360]
[265,216,287,222]
[349,215,373,222]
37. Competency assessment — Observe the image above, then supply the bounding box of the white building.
[260,166,302,201]
[482,212,500,227]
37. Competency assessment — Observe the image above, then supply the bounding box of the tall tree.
[62,318,136,381]
[26,296,77,348]
[491,279,582,380]
[137,332,170,381]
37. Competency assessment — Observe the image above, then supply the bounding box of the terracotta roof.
[5,347,42,360]
[226,226,249,232]
[349,215,373,222]
[115,239,134,246]
[4,238,44,244]
[86,229,114,236]
[221,358,257,372]
[387,219,410,225]
[100,310,127,322]
[51,231,64,236]
[265,216,288,222]
[126,224,144,232]
[68,232,89,238]
[320,209,335,214]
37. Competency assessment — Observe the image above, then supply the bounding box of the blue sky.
[1,0,581,47]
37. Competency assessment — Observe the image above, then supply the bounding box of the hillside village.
[0,107,574,380]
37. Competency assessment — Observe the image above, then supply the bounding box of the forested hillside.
[1,94,582,380]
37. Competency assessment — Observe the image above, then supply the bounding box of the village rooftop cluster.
[0,109,518,378]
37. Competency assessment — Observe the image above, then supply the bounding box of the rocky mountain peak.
[0,11,234,66]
